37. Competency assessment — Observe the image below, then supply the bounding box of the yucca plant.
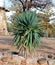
[12,11,43,53]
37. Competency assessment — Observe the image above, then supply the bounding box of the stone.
[26,58,38,65]
[21,59,26,65]
[3,54,13,62]
[48,54,53,59]
[0,54,3,60]
[48,60,55,65]
[12,55,25,65]
[53,57,55,60]
[37,58,48,65]
[26,58,37,64]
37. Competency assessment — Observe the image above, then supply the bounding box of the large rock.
[0,9,9,36]
[48,60,55,65]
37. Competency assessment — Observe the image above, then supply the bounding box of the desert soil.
[0,36,55,54]
[0,36,55,65]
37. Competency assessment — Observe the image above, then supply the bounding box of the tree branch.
[19,0,23,5]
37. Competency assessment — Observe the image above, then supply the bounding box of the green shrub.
[12,11,43,52]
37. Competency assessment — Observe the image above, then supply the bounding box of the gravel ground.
[0,36,55,65]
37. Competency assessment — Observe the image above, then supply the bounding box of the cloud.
[0,0,4,7]
[52,0,55,4]
[0,0,11,8]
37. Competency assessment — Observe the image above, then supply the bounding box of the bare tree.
[9,0,52,12]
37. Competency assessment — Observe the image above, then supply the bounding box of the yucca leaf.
[24,30,30,37]
[14,36,21,45]
[12,11,43,52]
